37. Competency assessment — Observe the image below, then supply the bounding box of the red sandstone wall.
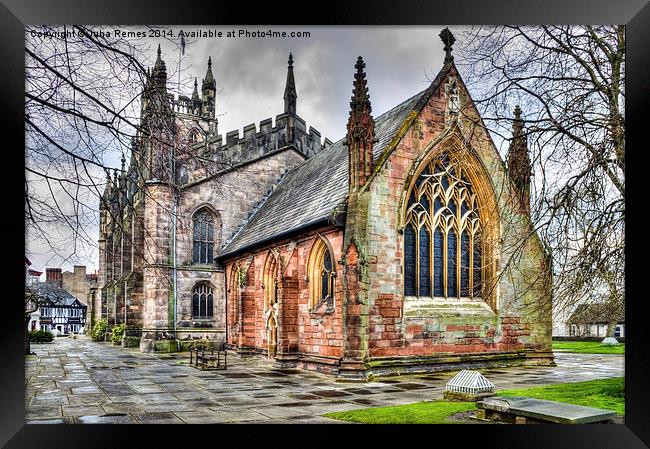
[224,227,345,361]
[364,66,548,359]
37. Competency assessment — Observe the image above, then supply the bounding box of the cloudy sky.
[27,25,474,276]
[159,26,454,144]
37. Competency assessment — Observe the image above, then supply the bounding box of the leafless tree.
[25,25,237,289]
[457,25,625,336]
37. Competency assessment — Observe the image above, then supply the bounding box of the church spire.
[203,56,216,89]
[507,105,533,213]
[152,43,167,86]
[283,52,297,115]
[192,78,199,101]
[345,56,376,191]
[201,57,216,119]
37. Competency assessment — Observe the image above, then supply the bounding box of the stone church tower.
[97,50,330,350]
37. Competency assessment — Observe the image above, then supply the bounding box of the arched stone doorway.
[267,311,278,358]
[263,251,280,358]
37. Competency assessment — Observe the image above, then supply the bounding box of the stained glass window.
[447,230,457,297]
[404,156,482,299]
[460,231,470,296]
[473,236,482,297]
[419,227,431,297]
[434,227,444,296]
[404,224,416,296]
[321,250,333,300]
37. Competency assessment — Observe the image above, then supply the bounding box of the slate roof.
[569,303,624,325]
[35,282,86,307]
[218,61,454,259]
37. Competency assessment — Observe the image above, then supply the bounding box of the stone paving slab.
[25,336,624,424]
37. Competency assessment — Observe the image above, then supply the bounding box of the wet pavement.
[25,336,624,424]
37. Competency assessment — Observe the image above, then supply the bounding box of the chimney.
[45,268,63,287]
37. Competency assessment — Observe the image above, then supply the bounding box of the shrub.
[111,323,126,344]
[29,329,54,343]
[91,318,108,341]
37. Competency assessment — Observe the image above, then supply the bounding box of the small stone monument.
[444,369,495,401]
[601,337,619,346]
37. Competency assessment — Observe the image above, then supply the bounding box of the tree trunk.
[25,315,32,355]
[606,321,617,338]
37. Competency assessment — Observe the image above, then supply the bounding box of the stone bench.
[189,344,227,371]
[476,396,617,424]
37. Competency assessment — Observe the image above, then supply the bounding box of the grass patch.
[324,401,475,424]
[552,341,624,354]
[497,377,624,415]
[324,377,624,423]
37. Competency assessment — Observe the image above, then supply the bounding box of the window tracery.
[192,283,214,319]
[404,156,482,299]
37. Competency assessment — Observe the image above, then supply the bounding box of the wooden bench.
[476,396,617,424]
[189,343,227,370]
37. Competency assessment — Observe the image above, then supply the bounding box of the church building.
[97,29,553,379]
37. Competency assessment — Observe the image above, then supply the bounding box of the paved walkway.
[25,336,624,424]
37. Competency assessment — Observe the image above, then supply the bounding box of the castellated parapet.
[169,93,202,117]
[179,112,332,183]
[210,113,331,161]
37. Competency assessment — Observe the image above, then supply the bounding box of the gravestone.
[476,396,617,424]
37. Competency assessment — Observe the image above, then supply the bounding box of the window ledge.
[309,297,334,316]
[403,296,495,318]
[190,319,215,328]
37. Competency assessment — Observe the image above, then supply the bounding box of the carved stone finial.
[439,27,455,63]
[346,56,376,191]
[507,105,532,214]
[350,56,371,111]
[284,52,297,114]
[120,153,126,172]
[157,43,161,58]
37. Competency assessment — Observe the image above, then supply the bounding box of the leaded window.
[404,156,482,299]
[192,283,214,319]
[192,209,214,264]
[320,249,335,301]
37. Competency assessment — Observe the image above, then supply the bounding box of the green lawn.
[324,377,624,423]
[323,401,476,424]
[552,341,625,354]
[497,377,625,415]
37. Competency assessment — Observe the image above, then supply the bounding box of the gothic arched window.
[263,253,279,312]
[307,237,336,309]
[404,156,482,299]
[192,209,214,264]
[192,283,214,319]
[320,249,335,301]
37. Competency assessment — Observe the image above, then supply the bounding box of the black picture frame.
[4,1,648,447]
